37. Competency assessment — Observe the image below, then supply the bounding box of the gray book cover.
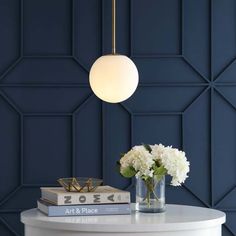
[37,199,131,217]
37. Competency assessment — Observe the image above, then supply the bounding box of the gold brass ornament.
[57,177,103,192]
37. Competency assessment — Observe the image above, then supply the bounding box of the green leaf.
[120,153,126,158]
[142,143,152,153]
[120,166,136,178]
[154,165,167,181]
[154,159,161,167]
[116,161,120,171]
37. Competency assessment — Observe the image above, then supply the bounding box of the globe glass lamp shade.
[89,55,139,103]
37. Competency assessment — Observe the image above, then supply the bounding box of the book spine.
[40,204,131,217]
[56,192,130,205]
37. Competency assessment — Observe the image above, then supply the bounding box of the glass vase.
[136,175,165,213]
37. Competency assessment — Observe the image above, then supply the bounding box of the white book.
[41,186,130,206]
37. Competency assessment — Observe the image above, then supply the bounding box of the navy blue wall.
[0,0,235,235]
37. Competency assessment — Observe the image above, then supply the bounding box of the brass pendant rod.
[112,0,116,54]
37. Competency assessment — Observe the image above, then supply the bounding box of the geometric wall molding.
[0,0,236,235]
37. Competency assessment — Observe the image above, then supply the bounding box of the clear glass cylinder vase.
[136,175,165,213]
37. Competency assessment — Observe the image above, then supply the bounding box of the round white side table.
[21,204,226,236]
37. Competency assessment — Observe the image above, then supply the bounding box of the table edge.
[21,205,226,233]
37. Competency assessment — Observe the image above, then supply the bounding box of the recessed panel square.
[0,0,20,74]
[132,0,181,55]
[23,117,71,184]
[0,97,20,200]
[133,115,181,148]
[24,0,72,55]
[214,92,236,207]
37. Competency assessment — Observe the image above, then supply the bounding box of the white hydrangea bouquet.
[117,144,190,212]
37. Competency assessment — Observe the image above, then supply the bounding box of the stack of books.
[37,185,131,217]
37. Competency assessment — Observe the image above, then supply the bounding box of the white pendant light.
[89,0,139,103]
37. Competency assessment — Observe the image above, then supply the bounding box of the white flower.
[151,144,168,161]
[119,144,190,185]
[120,145,154,178]
[156,146,190,186]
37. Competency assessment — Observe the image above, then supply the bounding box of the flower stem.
[143,177,159,208]
[147,189,150,207]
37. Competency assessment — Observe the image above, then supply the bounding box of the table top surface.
[21,204,226,233]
